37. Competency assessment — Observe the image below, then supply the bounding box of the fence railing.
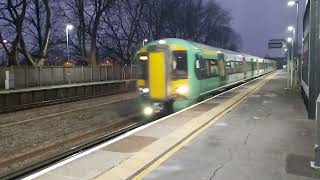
[0,65,137,90]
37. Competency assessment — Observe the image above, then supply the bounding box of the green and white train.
[136,38,276,116]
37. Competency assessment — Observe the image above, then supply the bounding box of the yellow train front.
[136,38,277,117]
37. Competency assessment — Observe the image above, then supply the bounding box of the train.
[136,38,277,116]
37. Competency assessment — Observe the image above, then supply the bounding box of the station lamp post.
[288,0,300,86]
[286,37,294,88]
[1,40,8,65]
[288,26,296,87]
[143,39,148,46]
[288,0,300,46]
[287,26,295,58]
[66,24,74,62]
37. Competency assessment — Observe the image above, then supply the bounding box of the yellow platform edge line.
[133,72,277,180]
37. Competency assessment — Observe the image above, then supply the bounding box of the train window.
[226,60,244,74]
[254,62,258,70]
[195,58,207,79]
[226,61,232,74]
[208,60,219,77]
[234,61,243,73]
[226,61,236,74]
[172,51,188,79]
[137,53,148,80]
[196,60,200,68]
[195,57,219,79]
[200,60,207,78]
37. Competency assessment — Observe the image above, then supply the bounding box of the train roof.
[144,38,274,62]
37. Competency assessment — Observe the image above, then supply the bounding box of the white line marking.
[22,74,268,180]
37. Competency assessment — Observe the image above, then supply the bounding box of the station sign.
[268,41,283,49]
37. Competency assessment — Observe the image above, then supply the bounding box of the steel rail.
[0,89,135,114]
[0,95,137,128]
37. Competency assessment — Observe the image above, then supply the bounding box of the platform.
[27,71,317,180]
[0,79,136,111]
[0,79,135,95]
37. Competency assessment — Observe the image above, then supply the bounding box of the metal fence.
[0,65,137,90]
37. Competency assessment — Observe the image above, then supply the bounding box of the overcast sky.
[215,0,305,57]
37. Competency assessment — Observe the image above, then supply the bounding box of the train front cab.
[136,43,191,116]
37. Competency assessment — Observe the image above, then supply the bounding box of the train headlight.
[176,86,189,95]
[143,107,153,116]
[139,88,150,94]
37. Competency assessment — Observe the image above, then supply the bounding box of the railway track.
[0,73,270,180]
[0,92,138,127]
[1,116,143,180]
[0,96,137,128]
[0,93,140,179]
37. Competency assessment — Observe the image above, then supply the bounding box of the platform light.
[2,40,7,43]
[143,39,148,46]
[217,51,222,54]
[284,48,288,52]
[287,37,293,43]
[158,40,167,44]
[66,24,74,30]
[288,1,296,7]
[66,24,74,62]
[287,26,295,32]
[143,107,153,116]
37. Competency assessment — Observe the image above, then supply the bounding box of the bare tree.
[0,0,28,66]
[137,0,241,51]
[0,0,52,66]
[100,0,242,64]
[22,0,52,66]
[61,0,114,66]
[100,0,145,64]
[200,1,242,51]
[0,0,241,66]
[74,0,86,63]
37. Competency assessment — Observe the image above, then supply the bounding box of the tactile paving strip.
[103,136,158,153]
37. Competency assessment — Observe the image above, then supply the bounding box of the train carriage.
[136,38,276,116]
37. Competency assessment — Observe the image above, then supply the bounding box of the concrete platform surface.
[144,71,318,180]
[28,71,318,180]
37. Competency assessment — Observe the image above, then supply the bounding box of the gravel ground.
[0,92,140,178]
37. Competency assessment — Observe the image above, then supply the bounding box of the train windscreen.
[137,53,148,80]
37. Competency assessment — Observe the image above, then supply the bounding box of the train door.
[251,58,254,77]
[148,50,170,100]
[242,56,247,78]
[218,53,226,82]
